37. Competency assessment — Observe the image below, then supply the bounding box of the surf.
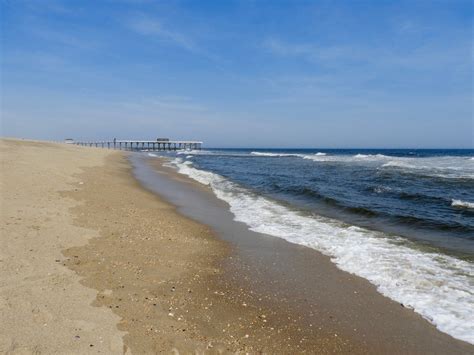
[167,156,474,344]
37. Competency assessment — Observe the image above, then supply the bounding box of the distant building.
[156,138,170,142]
[64,138,74,144]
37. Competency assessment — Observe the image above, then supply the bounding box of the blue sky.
[1,0,472,148]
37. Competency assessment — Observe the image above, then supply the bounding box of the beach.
[1,139,472,354]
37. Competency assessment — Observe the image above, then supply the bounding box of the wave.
[176,150,254,158]
[176,149,214,155]
[169,157,474,344]
[373,185,393,194]
[274,184,468,232]
[354,153,389,159]
[382,161,414,169]
[147,153,158,157]
[243,152,474,180]
[250,152,299,157]
[250,152,389,161]
[381,159,474,180]
[251,151,327,159]
[452,199,474,209]
[301,153,392,163]
[305,155,474,178]
[251,152,394,162]
[252,152,385,160]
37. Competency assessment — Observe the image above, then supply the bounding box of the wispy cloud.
[120,96,209,113]
[262,37,471,72]
[32,27,100,50]
[126,15,222,62]
[14,0,77,15]
[128,17,197,52]
[263,38,313,57]
[263,38,354,62]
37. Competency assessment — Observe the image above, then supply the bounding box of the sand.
[1,139,348,353]
[135,153,474,354]
[1,139,472,354]
[0,140,125,353]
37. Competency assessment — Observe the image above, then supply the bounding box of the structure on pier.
[70,139,202,151]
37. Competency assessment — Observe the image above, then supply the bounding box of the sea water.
[149,149,474,344]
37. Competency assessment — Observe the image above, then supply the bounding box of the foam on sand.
[168,157,474,345]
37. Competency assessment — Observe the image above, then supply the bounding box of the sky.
[1,0,473,148]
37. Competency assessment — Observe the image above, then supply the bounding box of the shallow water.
[147,148,474,344]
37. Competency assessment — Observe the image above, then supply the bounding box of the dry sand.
[1,139,472,354]
[0,140,125,353]
[1,139,351,353]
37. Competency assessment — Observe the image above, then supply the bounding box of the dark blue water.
[171,149,474,257]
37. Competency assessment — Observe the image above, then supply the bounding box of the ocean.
[148,148,474,344]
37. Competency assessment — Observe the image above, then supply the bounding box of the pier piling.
[70,139,202,151]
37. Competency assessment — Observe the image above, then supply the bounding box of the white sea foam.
[301,153,388,163]
[374,186,392,194]
[147,153,158,157]
[170,157,474,344]
[252,152,474,179]
[251,151,327,158]
[250,152,300,157]
[354,153,389,159]
[177,149,214,155]
[381,158,474,179]
[251,152,394,163]
[250,151,333,162]
[192,151,473,180]
[382,161,414,169]
[452,199,474,209]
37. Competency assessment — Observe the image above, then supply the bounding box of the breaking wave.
[452,199,474,209]
[168,157,474,345]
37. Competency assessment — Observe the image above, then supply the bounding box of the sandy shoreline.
[1,139,472,354]
[135,152,474,354]
[1,139,349,353]
[0,140,126,353]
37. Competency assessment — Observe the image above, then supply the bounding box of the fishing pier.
[68,139,202,151]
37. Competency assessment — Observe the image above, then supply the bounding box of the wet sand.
[60,149,358,353]
[1,139,472,354]
[132,153,474,354]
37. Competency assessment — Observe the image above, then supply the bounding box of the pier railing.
[69,140,202,151]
